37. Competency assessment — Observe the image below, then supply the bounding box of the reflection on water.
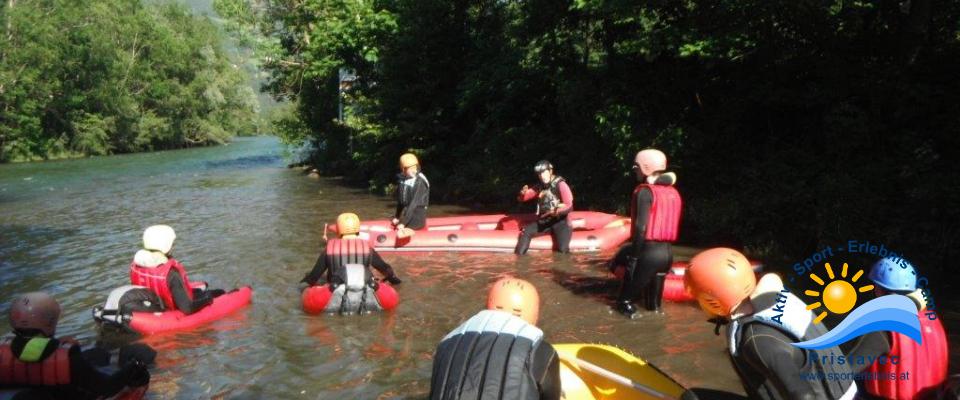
[0,137,746,398]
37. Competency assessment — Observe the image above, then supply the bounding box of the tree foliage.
[225,0,960,280]
[0,0,259,162]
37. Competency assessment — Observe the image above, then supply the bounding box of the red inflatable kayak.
[116,287,252,335]
[329,211,631,253]
[662,260,764,302]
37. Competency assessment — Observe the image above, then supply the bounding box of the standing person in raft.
[612,149,682,317]
[300,213,402,315]
[392,152,430,237]
[130,225,226,315]
[0,292,150,399]
[685,248,858,400]
[515,160,574,255]
[429,278,561,400]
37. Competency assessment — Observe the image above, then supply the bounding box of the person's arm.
[844,331,891,373]
[631,188,652,252]
[371,250,402,284]
[555,181,573,215]
[534,342,562,400]
[69,345,148,397]
[518,186,539,202]
[168,273,212,315]
[738,324,820,400]
[301,254,329,286]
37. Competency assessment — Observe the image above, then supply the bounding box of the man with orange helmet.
[300,213,402,314]
[1,292,150,399]
[684,248,857,400]
[392,152,430,232]
[429,278,561,399]
[614,149,682,317]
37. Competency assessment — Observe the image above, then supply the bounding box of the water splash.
[793,295,921,350]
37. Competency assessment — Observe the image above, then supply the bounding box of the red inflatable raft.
[328,211,631,253]
[661,260,764,302]
[95,286,253,335]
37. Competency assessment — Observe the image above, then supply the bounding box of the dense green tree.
[0,0,258,162]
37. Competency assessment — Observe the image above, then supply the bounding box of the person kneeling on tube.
[429,278,561,400]
[300,213,402,315]
[130,225,227,315]
[1,292,150,399]
[685,248,858,400]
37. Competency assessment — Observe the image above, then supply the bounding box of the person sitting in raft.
[514,160,574,255]
[130,225,226,315]
[0,292,150,399]
[392,152,430,235]
[612,149,682,317]
[300,213,402,314]
[846,256,948,400]
[684,248,858,400]
[429,277,560,400]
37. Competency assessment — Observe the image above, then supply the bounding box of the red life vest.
[0,340,72,386]
[631,184,682,242]
[130,258,194,310]
[865,312,949,400]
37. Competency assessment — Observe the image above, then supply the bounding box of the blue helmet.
[868,257,917,293]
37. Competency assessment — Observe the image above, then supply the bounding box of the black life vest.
[536,176,567,217]
[430,310,548,400]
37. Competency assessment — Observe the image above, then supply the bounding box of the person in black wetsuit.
[393,153,430,232]
[130,225,226,315]
[300,213,402,288]
[429,278,561,400]
[515,160,574,255]
[612,149,682,317]
[685,248,858,400]
[0,292,149,400]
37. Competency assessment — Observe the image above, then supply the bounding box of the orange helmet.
[9,292,61,337]
[684,248,756,317]
[336,213,361,236]
[399,153,419,169]
[634,149,667,176]
[487,278,540,325]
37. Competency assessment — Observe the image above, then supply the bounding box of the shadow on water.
[203,154,282,170]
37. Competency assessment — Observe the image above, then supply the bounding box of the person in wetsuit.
[393,153,430,232]
[515,160,574,255]
[0,292,149,399]
[300,213,403,288]
[685,248,858,400]
[129,225,226,315]
[429,278,561,400]
[614,149,682,317]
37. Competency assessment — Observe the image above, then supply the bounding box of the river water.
[0,137,768,398]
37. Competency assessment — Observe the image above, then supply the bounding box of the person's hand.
[396,224,405,230]
[385,275,403,285]
[518,185,530,197]
[391,218,400,226]
[208,289,226,298]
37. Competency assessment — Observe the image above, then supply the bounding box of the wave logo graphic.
[793,295,921,350]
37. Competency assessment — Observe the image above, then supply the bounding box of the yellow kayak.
[556,343,687,400]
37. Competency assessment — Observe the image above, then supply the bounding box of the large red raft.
[329,211,631,253]
[94,286,253,335]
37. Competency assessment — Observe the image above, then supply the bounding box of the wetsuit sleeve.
[533,341,562,400]
[168,273,212,315]
[631,188,652,251]
[556,181,573,214]
[370,250,398,279]
[738,323,819,400]
[845,331,891,373]
[301,254,329,285]
[69,345,143,397]
[399,177,429,226]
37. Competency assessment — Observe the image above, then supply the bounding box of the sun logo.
[803,263,874,324]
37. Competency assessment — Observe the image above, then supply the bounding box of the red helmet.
[634,149,667,176]
[9,292,61,337]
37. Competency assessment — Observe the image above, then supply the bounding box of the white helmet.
[143,225,176,254]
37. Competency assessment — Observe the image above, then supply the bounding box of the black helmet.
[534,160,553,173]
